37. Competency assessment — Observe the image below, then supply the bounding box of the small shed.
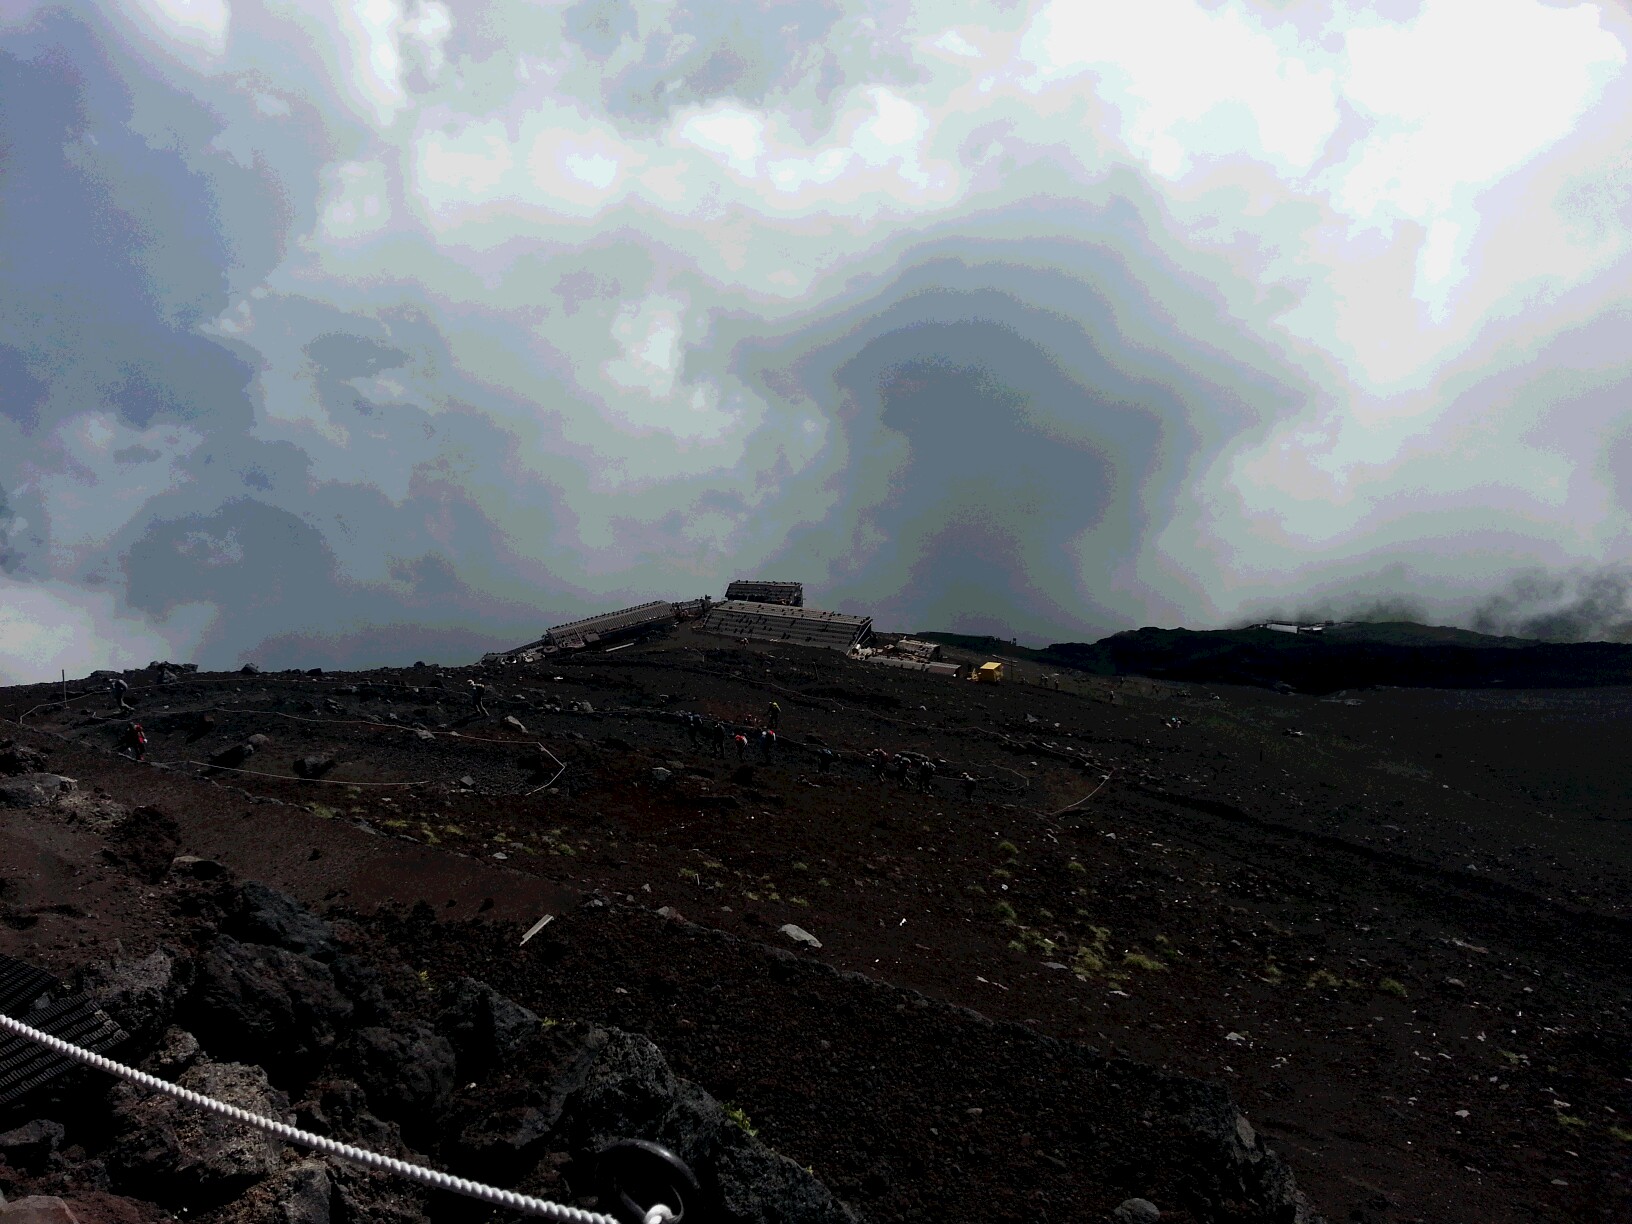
[973,661,1005,683]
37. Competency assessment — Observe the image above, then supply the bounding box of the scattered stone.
[0,774,76,808]
[0,1196,79,1224]
[415,729,435,742]
[1111,1198,1161,1223]
[240,663,261,675]
[168,856,227,880]
[651,767,672,783]
[779,924,822,950]
[656,906,684,921]
[208,743,257,769]
[293,756,336,779]
[458,775,476,789]
[503,715,527,733]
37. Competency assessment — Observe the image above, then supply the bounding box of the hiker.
[108,677,132,713]
[817,747,834,774]
[734,732,749,760]
[961,772,978,799]
[122,722,147,761]
[760,728,776,757]
[712,721,728,758]
[916,758,937,792]
[469,679,489,717]
[767,701,781,729]
[869,749,889,781]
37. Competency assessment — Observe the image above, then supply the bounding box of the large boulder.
[76,948,192,1054]
[0,774,75,808]
[292,1079,404,1158]
[438,978,542,1075]
[223,883,337,962]
[180,938,353,1075]
[0,1119,66,1174]
[105,1060,287,1206]
[552,1027,858,1224]
[0,740,48,776]
[337,1022,456,1122]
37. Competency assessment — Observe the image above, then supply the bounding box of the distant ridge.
[916,621,1632,694]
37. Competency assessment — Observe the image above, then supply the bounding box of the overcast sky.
[4,0,1632,682]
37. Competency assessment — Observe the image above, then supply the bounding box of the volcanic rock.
[224,882,337,961]
[76,947,191,1054]
[106,1060,286,1205]
[337,1021,456,1121]
[439,978,542,1075]
[181,937,353,1073]
[0,1120,65,1174]
[0,775,74,808]
[0,741,48,776]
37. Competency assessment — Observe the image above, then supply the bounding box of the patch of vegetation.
[1556,1113,1587,1129]
[993,900,1017,923]
[679,867,701,884]
[1608,1125,1632,1142]
[991,868,1012,879]
[307,803,338,819]
[381,819,409,830]
[1259,960,1283,985]
[1305,968,1360,990]
[996,840,1019,857]
[1124,950,1167,973]
[1378,977,1409,998]
[1067,860,1086,874]
[723,1104,758,1138]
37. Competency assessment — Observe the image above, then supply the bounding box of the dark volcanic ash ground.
[1,625,1629,1223]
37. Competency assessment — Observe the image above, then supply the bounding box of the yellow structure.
[973,661,1004,683]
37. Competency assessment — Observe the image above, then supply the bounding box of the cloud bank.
[4,0,1632,682]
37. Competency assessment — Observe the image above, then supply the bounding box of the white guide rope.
[0,1012,671,1224]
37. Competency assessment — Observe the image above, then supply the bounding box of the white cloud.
[317,159,394,242]
[0,576,213,686]
[124,0,232,60]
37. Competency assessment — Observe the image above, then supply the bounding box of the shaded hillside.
[935,622,1632,694]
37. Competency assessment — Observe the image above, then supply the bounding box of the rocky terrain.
[0,622,1628,1222]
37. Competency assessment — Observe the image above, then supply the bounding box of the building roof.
[863,655,962,677]
[545,600,674,648]
[699,600,872,651]
[724,580,804,606]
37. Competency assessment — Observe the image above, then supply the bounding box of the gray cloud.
[5,1,1632,682]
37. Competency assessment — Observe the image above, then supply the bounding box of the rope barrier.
[1043,769,1117,819]
[0,1011,672,1224]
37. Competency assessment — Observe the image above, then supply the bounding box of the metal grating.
[0,954,127,1106]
